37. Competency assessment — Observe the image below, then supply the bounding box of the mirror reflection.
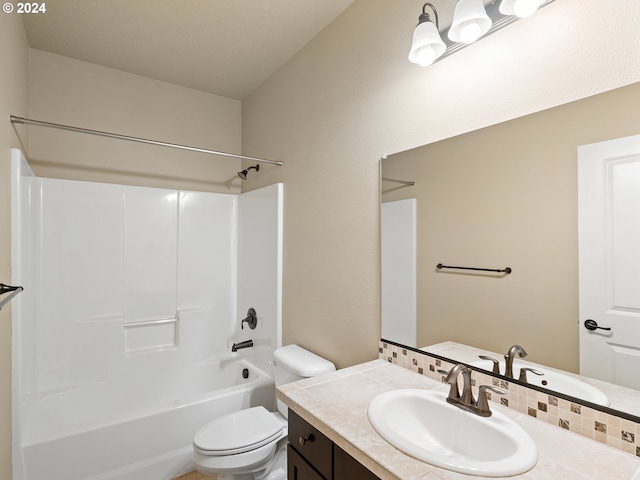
[381,81,640,417]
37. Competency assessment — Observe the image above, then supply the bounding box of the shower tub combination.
[11,151,284,480]
[20,358,274,480]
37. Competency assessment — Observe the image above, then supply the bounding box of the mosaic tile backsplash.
[380,341,640,458]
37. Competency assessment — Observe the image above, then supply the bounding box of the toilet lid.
[194,406,285,456]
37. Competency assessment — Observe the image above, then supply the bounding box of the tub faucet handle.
[241,308,257,330]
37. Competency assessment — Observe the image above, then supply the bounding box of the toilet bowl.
[193,406,288,478]
[193,345,335,480]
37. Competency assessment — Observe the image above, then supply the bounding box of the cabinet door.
[288,410,332,479]
[334,445,380,480]
[288,444,326,480]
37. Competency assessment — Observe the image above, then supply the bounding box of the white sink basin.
[367,389,538,477]
[472,360,610,407]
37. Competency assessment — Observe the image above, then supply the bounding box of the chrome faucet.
[442,364,505,417]
[504,344,527,379]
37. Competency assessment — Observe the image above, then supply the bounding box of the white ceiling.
[22,0,356,100]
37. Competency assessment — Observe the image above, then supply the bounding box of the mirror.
[381,81,640,418]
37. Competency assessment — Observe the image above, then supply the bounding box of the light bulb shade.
[408,20,446,66]
[448,0,492,44]
[499,0,541,18]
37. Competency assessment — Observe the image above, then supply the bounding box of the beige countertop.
[277,359,640,480]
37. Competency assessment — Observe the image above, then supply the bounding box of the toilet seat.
[194,435,287,475]
[194,406,286,456]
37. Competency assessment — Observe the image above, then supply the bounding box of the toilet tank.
[273,345,335,417]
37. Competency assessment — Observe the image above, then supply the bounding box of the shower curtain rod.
[10,115,283,166]
[382,177,415,186]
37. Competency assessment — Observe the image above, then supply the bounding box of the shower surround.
[11,150,283,480]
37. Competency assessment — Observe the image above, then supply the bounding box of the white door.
[578,133,640,389]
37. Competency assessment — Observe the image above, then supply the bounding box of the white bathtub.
[20,358,275,480]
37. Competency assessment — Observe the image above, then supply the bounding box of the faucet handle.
[438,368,460,400]
[518,367,544,383]
[479,355,501,375]
[241,308,257,330]
[476,385,506,417]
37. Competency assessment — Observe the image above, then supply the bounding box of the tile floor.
[172,471,217,480]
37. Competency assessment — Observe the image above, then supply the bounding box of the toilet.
[193,345,336,480]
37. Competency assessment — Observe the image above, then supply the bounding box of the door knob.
[584,319,611,331]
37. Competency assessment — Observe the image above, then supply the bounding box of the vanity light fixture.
[448,0,492,44]
[499,0,542,18]
[408,0,556,67]
[408,3,446,66]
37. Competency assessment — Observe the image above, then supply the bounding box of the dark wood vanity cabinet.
[333,444,380,480]
[287,409,379,480]
[288,445,326,480]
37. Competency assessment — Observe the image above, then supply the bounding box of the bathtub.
[19,357,275,480]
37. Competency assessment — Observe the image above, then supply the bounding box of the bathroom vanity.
[287,409,379,479]
[278,360,640,479]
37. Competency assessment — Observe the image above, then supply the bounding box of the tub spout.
[232,339,254,352]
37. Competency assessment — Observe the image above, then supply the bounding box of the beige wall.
[27,49,243,193]
[241,0,640,368]
[382,82,640,373]
[0,13,29,480]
